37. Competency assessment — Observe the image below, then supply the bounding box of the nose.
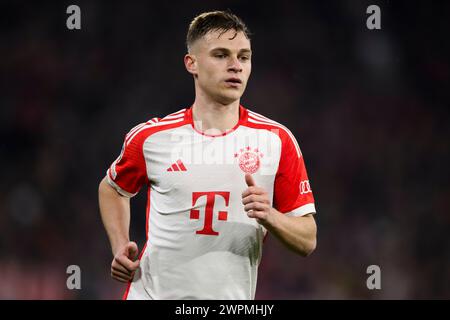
[227,56,242,73]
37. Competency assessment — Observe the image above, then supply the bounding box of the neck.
[191,93,240,134]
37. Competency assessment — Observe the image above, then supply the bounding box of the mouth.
[224,78,242,87]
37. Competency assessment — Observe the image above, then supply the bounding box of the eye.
[239,56,250,61]
[215,54,227,59]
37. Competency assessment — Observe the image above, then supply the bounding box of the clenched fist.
[111,241,140,283]
[242,174,276,226]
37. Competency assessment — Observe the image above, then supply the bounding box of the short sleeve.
[106,125,149,197]
[273,129,316,217]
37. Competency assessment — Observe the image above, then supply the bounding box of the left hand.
[242,174,275,226]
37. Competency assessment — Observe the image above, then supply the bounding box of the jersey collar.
[186,104,248,137]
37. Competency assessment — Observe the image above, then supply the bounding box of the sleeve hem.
[285,203,316,217]
[106,170,137,198]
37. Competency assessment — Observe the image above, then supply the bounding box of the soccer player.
[98,10,317,300]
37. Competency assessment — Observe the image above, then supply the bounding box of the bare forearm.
[98,177,131,255]
[264,211,317,257]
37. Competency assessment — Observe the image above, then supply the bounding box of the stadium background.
[0,0,449,299]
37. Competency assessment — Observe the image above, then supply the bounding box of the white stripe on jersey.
[161,114,185,120]
[161,109,186,120]
[126,118,185,146]
[126,123,146,141]
[248,110,282,124]
[127,118,158,136]
[165,108,186,117]
[125,118,159,144]
[247,114,302,158]
[169,108,187,115]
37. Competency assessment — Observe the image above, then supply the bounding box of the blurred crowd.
[0,1,449,299]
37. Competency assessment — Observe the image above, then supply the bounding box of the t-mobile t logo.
[190,191,230,236]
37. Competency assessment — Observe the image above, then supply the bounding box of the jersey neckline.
[185,105,248,137]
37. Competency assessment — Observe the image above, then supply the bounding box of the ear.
[184,53,197,76]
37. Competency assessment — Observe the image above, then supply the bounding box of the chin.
[216,90,243,104]
[217,95,241,105]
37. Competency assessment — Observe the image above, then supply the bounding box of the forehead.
[196,29,251,51]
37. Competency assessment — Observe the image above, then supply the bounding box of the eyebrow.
[210,47,252,54]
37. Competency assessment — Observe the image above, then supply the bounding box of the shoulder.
[124,108,188,147]
[244,108,302,157]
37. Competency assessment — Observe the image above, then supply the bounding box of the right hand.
[111,241,140,283]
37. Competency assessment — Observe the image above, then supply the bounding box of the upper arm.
[289,214,317,242]
[291,213,316,227]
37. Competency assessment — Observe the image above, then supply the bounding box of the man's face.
[186,29,252,105]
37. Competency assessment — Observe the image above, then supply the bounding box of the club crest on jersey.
[234,146,263,174]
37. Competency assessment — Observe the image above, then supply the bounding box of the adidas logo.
[167,159,187,172]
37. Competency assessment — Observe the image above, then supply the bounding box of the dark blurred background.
[0,0,449,299]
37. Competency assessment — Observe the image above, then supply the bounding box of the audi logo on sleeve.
[300,180,312,195]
